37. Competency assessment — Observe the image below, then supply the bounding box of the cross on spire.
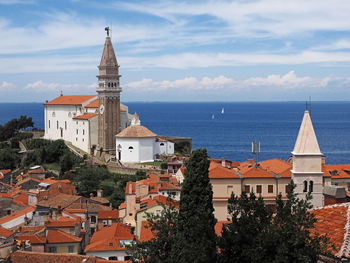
[105,26,110,37]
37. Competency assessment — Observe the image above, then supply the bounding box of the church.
[44,28,174,162]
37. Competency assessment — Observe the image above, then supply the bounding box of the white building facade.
[116,115,174,163]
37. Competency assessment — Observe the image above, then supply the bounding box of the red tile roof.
[209,161,240,179]
[85,223,134,252]
[119,202,126,209]
[312,203,350,258]
[116,125,157,138]
[44,95,96,106]
[139,221,154,242]
[0,169,11,175]
[17,234,46,244]
[215,221,230,237]
[0,226,14,238]
[46,229,82,244]
[19,225,45,234]
[324,164,350,179]
[41,177,70,185]
[11,251,96,263]
[98,210,119,220]
[73,113,98,120]
[12,191,29,206]
[259,159,292,178]
[0,206,35,226]
[138,195,178,211]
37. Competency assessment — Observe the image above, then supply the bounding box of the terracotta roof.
[159,182,180,191]
[37,193,80,209]
[139,221,154,242]
[138,195,178,211]
[0,206,35,226]
[64,208,86,213]
[125,182,136,194]
[90,196,110,204]
[312,203,350,258]
[44,95,96,106]
[259,159,292,178]
[0,226,14,238]
[45,217,80,228]
[12,191,29,206]
[73,113,98,120]
[85,223,134,252]
[324,165,350,179]
[209,161,240,179]
[239,166,276,178]
[11,251,96,263]
[28,167,45,174]
[0,169,11,175]
[119,203,125,210]
[116,125,157,138]
[46,229,82,243]
[17,234,46,244]
[17,177,41,186]
[67,202,112,213]
[19,225,45,234]
[41,177,70,185]
[98,210,119,220]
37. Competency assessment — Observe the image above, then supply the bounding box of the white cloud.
[0,81,15,90]
[125,72,331,92]
[24,80,96,93]
[119,0,350,37]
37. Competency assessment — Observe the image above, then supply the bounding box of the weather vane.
[105,26,110,37]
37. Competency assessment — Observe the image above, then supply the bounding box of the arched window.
[309,181,314,192]
[160,143,164,146]
[129,146,134,152]
[303,180,308,192]
[108,83,110,87]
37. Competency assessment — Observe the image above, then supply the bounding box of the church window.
[268,185,273,193]
[76,137,77,141]
[52,112,56,117]
[65,121,67,130]
[303,181,308,192]
[309,181,314,192]
[108,83,110,87]
[49,120,50,129]
[83,129,85,135]
[76,121,78,125]
[82,138,84,142]
[256,185,262,194]
[129,146,134,152]
[76,129,78,135]
[160,143,165,146]
[244,185,250,193]
[56,121,59,129]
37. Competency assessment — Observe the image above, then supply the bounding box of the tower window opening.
[108,83,110,87]
[49,120,50,129]
[65,121,67,130]
[303,180,308,192]
[309,181,314,193]
[56,121,59,130]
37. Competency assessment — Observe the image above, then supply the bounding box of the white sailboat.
[212,114,215,120]
[221,108,224,114]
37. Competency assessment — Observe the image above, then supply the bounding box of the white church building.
[44,28,175,162]
[115,114,174,163]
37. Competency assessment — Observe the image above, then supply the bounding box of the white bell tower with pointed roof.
[97,27,122,152]
[291,110,324,208]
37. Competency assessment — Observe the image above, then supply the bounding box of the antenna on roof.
[251,141,260,168]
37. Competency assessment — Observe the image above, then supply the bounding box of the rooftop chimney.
[97,189,103,197]
[221,157,226,167]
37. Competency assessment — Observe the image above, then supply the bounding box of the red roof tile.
[11,251,96,263]
[98,210,119,220]
[139,221,154,242]
[324,164,350,179]
[46,229,82,243]
[0,206,35,226]
[73,113,98,120]
[215,221,230,237]
[44,95,96,106]
[85,99,126,112]
[17,234,46,244]
[85,223,134,252]
[209,161,240,179]
[312,203,350,258]
[0,226,14,238]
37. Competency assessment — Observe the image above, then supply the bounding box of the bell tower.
[97,27,121,152]
[291,110,323,208]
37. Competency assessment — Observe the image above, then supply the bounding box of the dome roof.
[116,125,157,138]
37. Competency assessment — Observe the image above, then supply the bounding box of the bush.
[161,162,168,170]
[26,139,50,150]
[0,148,20,169]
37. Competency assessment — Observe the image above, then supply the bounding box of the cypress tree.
[174,148,217,263]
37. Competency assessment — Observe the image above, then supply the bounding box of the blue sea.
[0,102,349,164]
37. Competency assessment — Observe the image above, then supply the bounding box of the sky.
[1,0,350,102]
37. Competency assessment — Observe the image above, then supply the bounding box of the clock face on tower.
[99,105,105,114]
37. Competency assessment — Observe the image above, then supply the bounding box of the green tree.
[272,181,331,263]
[45,139,67,163]
[218,192,274,263]
[73,167,110,196]
[174,148,217,263]
[218,181,332,263]
[59,151,79,175]
[128,197,178,263]
[0,148,20,169]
